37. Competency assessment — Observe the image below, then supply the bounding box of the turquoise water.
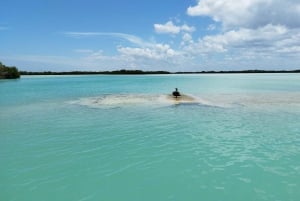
[1,74,300,201]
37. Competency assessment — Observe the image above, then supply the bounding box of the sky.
[1,0,300,72]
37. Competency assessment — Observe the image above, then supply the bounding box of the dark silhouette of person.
[172,88,181,98]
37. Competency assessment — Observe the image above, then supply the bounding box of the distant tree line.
[20,69,171,75]
[174,69,300,74]
[0,62,20,79]
[1,62,299,77]
[20,69,300,75]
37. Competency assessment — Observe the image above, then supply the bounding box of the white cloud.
[184,24,300,57]
[181,24,196,33]
[187,0,300,29]
[154,21,195,34]
[117,44,180,60]
[69,45,188,71]
[61,31,190,70]
[154,21,180,34]
[184,0,300,68]
[7,20,299,72]
[182,33,193,43]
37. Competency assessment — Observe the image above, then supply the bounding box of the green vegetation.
[20,69,300,75]
[20,69,171,75]
[2,61,299,78]
[175,69,300,74]
[0,62,20,79]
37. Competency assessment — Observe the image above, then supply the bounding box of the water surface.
[1,74,300,201]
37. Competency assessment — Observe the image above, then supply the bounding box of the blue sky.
[1,0,300,72]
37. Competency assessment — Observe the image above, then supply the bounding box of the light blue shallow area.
[1,74,300,201]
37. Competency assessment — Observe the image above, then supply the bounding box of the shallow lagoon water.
[1,74,300,201]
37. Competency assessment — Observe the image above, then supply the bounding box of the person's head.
[175,88,178,91]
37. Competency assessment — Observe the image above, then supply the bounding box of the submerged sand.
[69,93,206,108]
[166,94,198,103]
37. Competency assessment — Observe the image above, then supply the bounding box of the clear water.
[1,74,300,201]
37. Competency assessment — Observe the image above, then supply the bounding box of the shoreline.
[19,69,300,76]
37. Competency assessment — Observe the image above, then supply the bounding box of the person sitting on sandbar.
[172,88,181,98]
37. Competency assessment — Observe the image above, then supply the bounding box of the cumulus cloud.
[184,24,300,57]
[154,21,180,34]
[116,44,192,71]
[154,21,195,34]
[187,0,300,29]
[61,6,300,72]
[64,31,191,70]
[118,44,180,60]
[181,24,196,32]
[62,31,190,69]
[182,33,193,43]
[184,0,300,67]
